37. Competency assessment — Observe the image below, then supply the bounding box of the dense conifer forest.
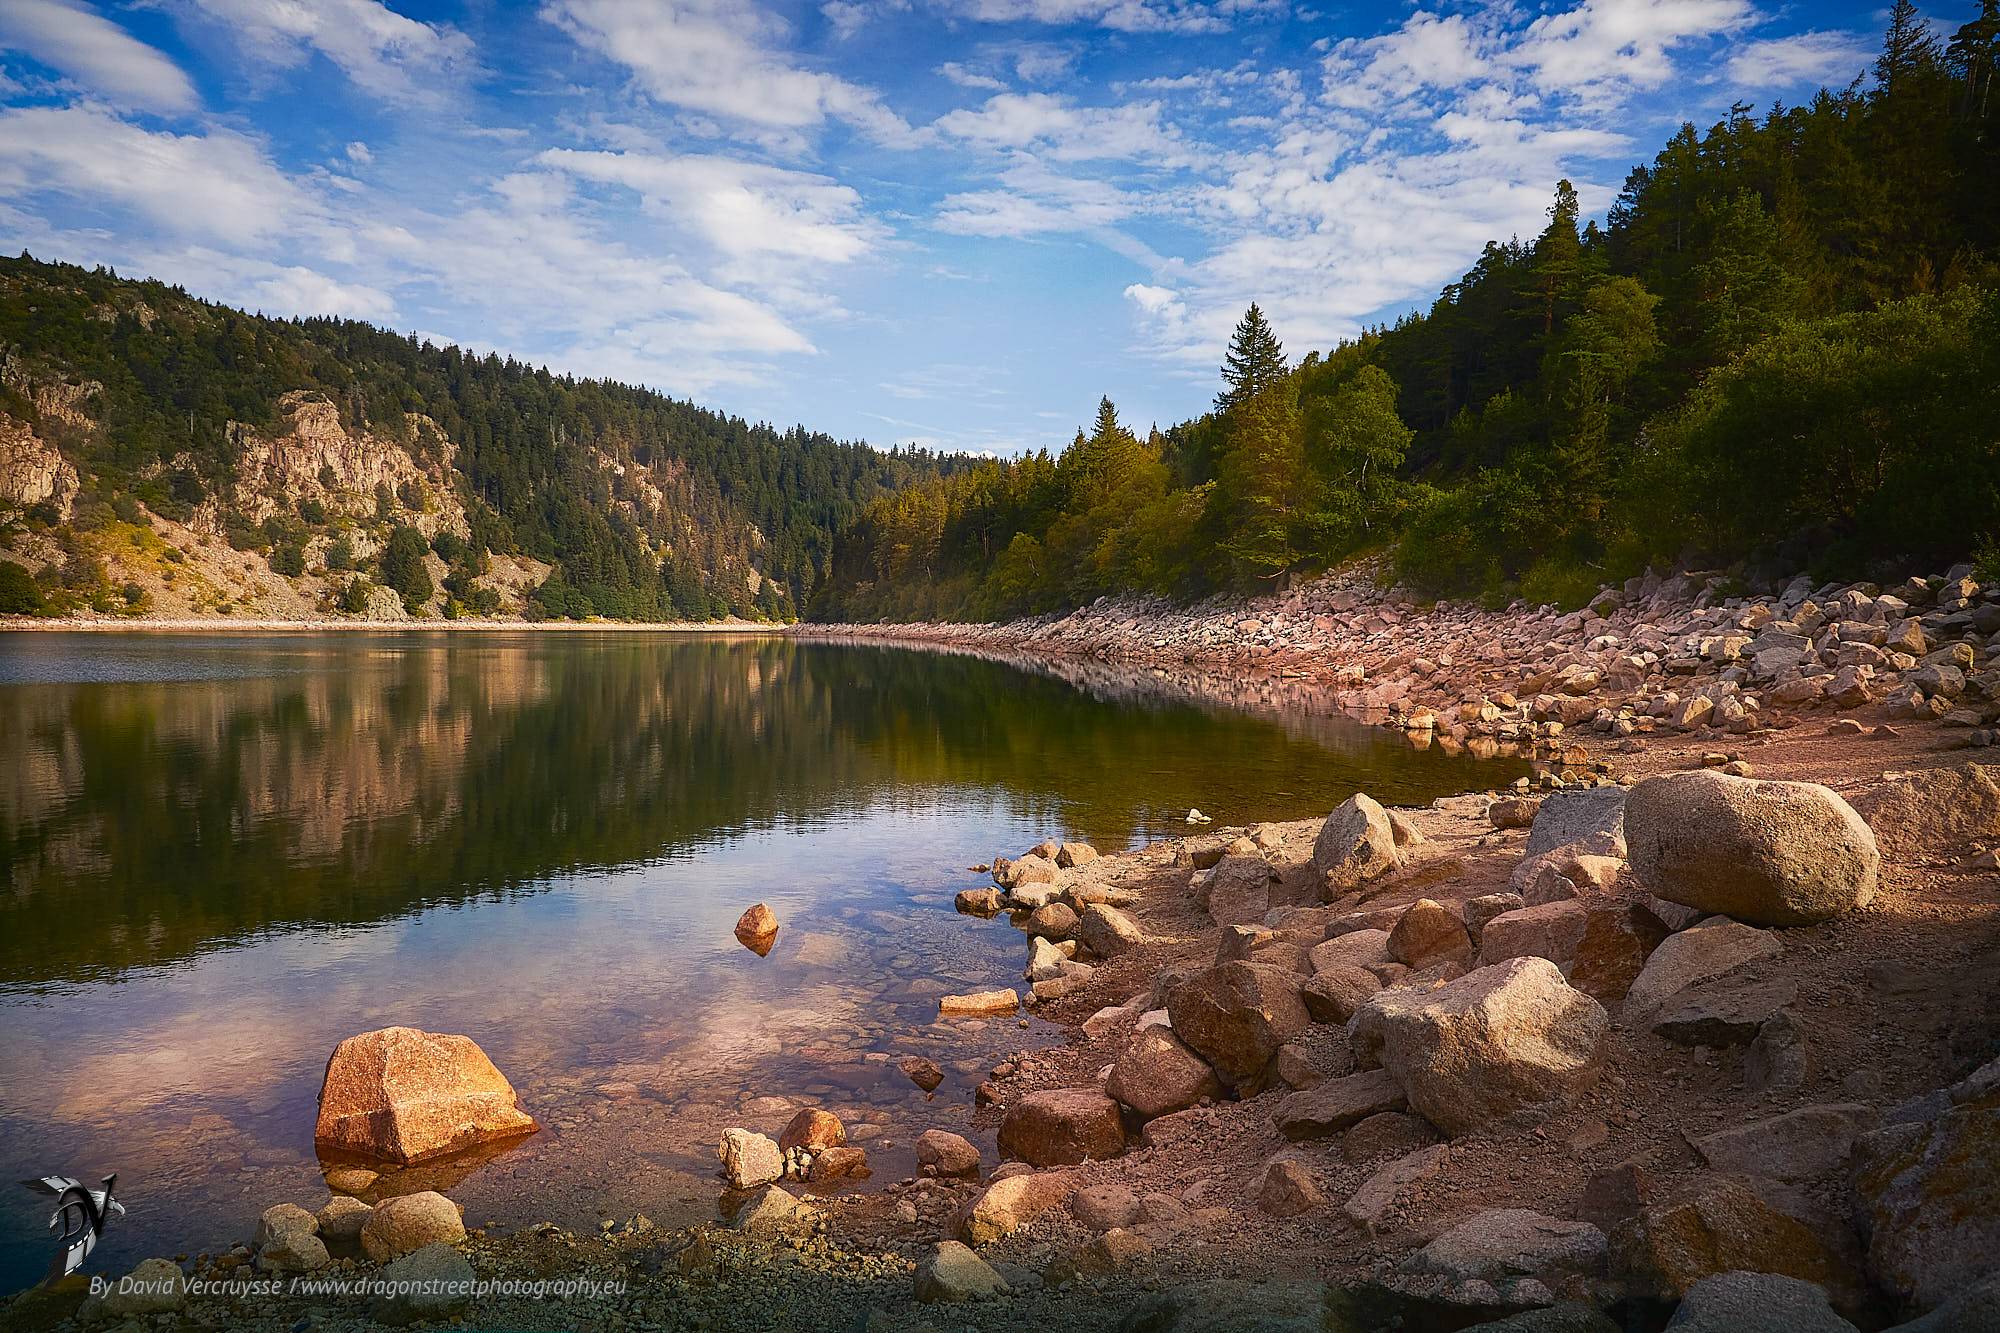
[814,1,2000,622]
[0,256,972,620]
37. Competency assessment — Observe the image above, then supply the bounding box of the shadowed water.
[0,631,1525,1290]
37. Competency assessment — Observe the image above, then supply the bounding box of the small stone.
[370,1243,475,1326]
[734,903,779,954]
[915,1129,981,1177]
[358,1191,463,1263]
[1251,1155,1324,1217]
[899,1055,945,1091]
[914,1241,1008,1302]
[315,1195,372,1241]
[998,1088,1124,1165]
[1071,1182,1142,1231]
[719,1128,785,1189]
[1343,1143,1447,1232]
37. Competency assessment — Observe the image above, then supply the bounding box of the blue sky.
[0,0,1898,456]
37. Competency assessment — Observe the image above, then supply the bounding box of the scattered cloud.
[180,0,478,106]
[0,0,199,113]
[1724,29,1872,87]
[543,0,910,142]
[935,92,1192,163]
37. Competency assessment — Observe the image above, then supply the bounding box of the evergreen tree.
[1215,304,1286,414]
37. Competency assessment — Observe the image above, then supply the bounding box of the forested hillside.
[816,1,2000,622]
[0,255,967,621]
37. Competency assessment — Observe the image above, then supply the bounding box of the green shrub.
[0,559,44,614]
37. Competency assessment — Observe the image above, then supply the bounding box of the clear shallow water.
[0,631,1525,1290]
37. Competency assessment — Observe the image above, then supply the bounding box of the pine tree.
[1215,304,1286,414]
[1876,0,1943,97]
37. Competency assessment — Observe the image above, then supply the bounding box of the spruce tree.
[1215,304,1286,414]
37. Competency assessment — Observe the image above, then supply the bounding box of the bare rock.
[1166,961,1309,1095]
[1625,770,1878,926]
[1027,901,1080,940]
[1691,1104,1873,1184]
[1206,855,1275,926]
[916,1128,981,1177]
[1745,1010,1811,1093]
[1611,1178,1845,1302]
[1056,842,1099,869]
[1654,975,1799,1047]
[1302,965,1381,1024]
[730,1184,812,1234]
[956,886,1005,914]
[1464,893,1526,948]
[1488,797,1542,829]
[1477,899,1590,970]
[358,1190,464,1263]
[1076,903,1145,956]
[1568,903,1670,1007]
[1342,1111,1439,1164]
[806,1145,871,1181]
[255,1203,318,1248]
[950,1171,1074,1245]
[940,989,1019,1015]
[1105,1027,1221,1120]
[997,1088,1125,1165]
[370,1243,474,1326]
[1071,1182,1142,1230]
[915,1241,1008,1302]
[719,1128,784,1189]
[1665,1272,1857,1333]
[1343,1143,1448,1232]
[1398,1209,1607,1306]
[1311,928,1392,975]
[1388,898,1475,970]
[1350,957,1608,1135]
[1314,793,1401,897]
[1851,764,2000,860]
[313,1026,538,1165]
[900,1055,945,1091]
[1622,917,1783,1023]
[779,1108,846,1152]
[315,1195,372,1241]
[734,903,779,954]
[1274,1068,1407,1141]
[1251,1154,1324,1217]
[1851,1070,2000,1312]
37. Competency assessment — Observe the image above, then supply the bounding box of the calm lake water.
[0,631,1526,1290]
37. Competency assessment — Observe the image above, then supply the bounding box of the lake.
[0,631,1526,1290]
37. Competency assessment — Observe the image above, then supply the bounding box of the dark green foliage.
[379,525,434,610]
[270,542,305,577]
[0,559,44,613]
[325,535,355,571]
[818,8,1998,619]
[0,253,976,623]
[338,578,372,614]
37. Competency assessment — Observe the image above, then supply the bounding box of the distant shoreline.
[0,616,785,633]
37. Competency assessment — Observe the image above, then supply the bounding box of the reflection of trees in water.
[0,636,1525,986]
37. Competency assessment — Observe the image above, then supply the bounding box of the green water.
[0,631,1524,1289]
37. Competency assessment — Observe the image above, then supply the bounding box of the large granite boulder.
[1851,763,2000,860]
[1624,770,1878,926]
[1664,1272,1857,1333]
[1273,1068,1407,1141]
[1313,794,1400,897]
[1105,1027,1220,1120]
[1621,916,1782,1023]
[914,1241,1008,1302]
[997,1088,1125,1165]
[1206,855,1276,926]
[1851,1061,2000,1315]
[1610,1177,1847,1303]
[1350,957,1607,1136]
[1166,961,1309,1094]
[314,1026,537,1165]
[1396,1209,1608,1308]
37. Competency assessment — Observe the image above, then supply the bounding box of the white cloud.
[935,0,1233,35]
[1514,0,1755,104]
[535,147,885,270]
[345,140,372,164]
[0,104,309,246]
[1724,29,1872,87]
[938,62,1007,90]
[180,0,478,106]
[935,92,1192,163]
[543,0,910,142]
[0,0,199,113]
[933,158,1135,236]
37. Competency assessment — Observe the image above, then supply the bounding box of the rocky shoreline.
[10,564,1999,1333]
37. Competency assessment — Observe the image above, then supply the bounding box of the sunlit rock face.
[314,1026,538,1164]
